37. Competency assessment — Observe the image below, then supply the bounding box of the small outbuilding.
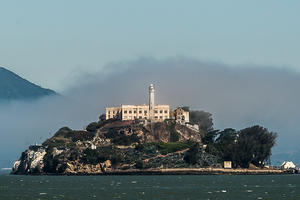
[174,107,190,124]
[281,161,296,169]
[224,161,232,169]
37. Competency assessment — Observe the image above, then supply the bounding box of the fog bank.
[1,57,300,167]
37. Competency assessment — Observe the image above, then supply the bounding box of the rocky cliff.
[12,119,220,175]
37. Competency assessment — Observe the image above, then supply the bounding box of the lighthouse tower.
[149,84,155,120]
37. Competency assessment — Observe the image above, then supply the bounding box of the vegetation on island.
[203,126,277,168]
[189,110,277,168]
[12,108,278,175]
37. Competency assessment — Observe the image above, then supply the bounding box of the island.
[11,84,286,175]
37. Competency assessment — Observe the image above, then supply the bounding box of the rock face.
[12,146,46,174]
[12,119,219,175]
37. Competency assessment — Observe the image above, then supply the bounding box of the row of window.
[123,110,168,114]
[155,110,168,114]
[108,110,169,114]
[124,110,147,114]
[107,110,121,114]
[123,116,168,120]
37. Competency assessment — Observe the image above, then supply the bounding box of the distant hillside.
[0,67,57,101]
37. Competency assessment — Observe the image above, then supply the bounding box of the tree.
[235,126,277,168]
[204,126,277,168]
[184,143,203,165]
[86,122,99,132]
[202,130,219,144]
[214,128,238,166]
[99,114,106,122]
[190,110,213,132]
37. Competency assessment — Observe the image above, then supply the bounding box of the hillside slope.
[11,119,219,175]
[0,67,56,101]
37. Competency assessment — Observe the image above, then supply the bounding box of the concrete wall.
[106,104,170,121]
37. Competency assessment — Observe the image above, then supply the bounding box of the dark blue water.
[0,174,299,200]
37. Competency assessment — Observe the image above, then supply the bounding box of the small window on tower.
[124,110,127,114]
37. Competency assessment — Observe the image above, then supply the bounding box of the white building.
[281,161,296,169]
[105,84,170,121]
[174,107,190,124]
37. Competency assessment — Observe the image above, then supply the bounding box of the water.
[0,174,299,199]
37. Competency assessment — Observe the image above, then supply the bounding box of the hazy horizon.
[1,0,300,169]
[1,57,300,168]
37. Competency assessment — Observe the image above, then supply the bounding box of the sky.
[1,1,300,168]
[1,58,300,168]
[1,0,300,91]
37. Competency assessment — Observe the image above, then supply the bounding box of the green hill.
[0,67,56,101]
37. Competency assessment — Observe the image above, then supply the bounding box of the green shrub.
[86,122,99,132]
[135,141,195,155]
[184,143,202,164]
[53,127,73,137]
[48,127,95,143]
[44,139,75,149]
[135,160,144,169]
[157,141,194,155]
[69,131,95,142]
[111,134,139,146]
[81,146,124,166]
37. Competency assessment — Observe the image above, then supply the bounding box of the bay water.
[0,174,299,199]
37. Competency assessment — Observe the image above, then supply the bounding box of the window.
[134,110,136,114]
[108,111,110,114]
[139,110,142,114]
[113,111,115,114]
[139,116,142,119]
[155,110,158,114]
[144,110,147,114]
[155,116,158,119]
[129,110,132,114]
[160,116,163,119]
[164,110,168,113]
[108,115,111,118]
[160,110,163,113]
[124,110,127,114]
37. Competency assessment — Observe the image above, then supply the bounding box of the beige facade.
[106,104,170,121]
[174,107,190,124]
[105,84,171,121]
[224,161,232,169]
